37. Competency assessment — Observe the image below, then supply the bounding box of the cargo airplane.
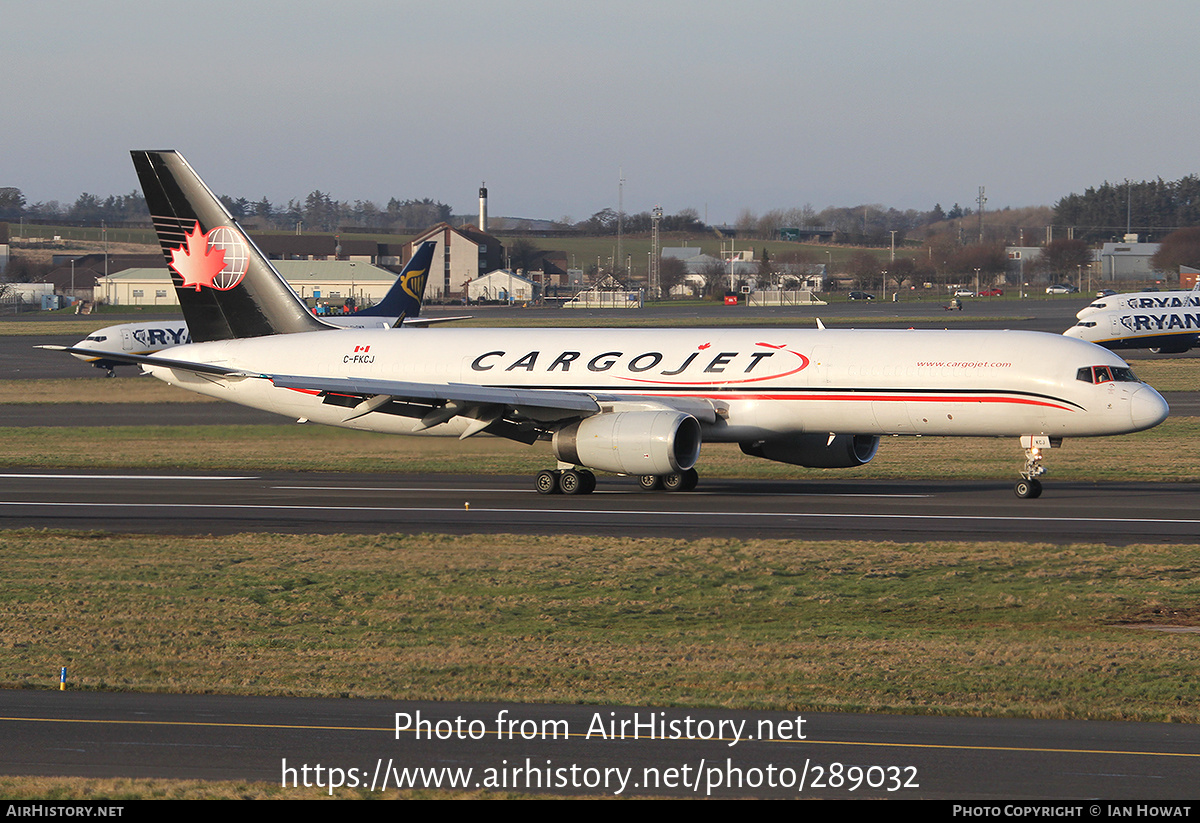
[42,151,1169,499]
[70,241,440,375]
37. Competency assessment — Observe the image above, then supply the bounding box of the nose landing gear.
[1015,435,1059,499]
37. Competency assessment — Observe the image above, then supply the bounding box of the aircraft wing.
[39,345,717,436]
[271,373,600,417]
[397,315,473,327]
[270,373,719,438]
[35,345,261,378]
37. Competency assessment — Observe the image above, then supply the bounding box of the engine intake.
[740,433,879,468]
[554,411,701,476]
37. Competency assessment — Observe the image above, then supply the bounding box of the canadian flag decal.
[355,345,371,353]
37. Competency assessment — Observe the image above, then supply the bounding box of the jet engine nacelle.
[740,433,880,468]
[553,411,702,476]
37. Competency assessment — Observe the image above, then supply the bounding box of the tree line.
[0,185,454,233]
[1053,175,1200,242]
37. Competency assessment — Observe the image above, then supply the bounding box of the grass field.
[3,531,1197,723]
[0,417,1196,480]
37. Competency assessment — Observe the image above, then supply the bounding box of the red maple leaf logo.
[169,222,228,291]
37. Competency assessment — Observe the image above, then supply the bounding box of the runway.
[4,690,1198,798]
[1,470,1197,543]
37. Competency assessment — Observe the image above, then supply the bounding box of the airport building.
[466,269,537,303]
[407,223,504,301]
[95,260,400,308]
[27,227,509,307]
[1097,239,1163,282]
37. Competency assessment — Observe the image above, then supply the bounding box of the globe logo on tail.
[169,222,251,291]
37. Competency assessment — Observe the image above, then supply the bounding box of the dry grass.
[2,531,1198,722]
[0,378,215,404]
[1126,358,1200,392]
[0,775,494,799]
[0,417,1196,480]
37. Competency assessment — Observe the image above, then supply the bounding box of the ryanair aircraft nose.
[1130,385,1170,431]
[1062,322,1091,340]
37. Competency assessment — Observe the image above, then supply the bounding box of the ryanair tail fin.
[356,240,437,321]
[131,150,327,342]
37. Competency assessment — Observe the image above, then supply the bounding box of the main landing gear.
[535,468,597,495]
[638,468,699,492]
[534,466,701,494]
[1014,435,1057,499]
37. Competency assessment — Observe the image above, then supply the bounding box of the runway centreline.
[0,470,1197,543]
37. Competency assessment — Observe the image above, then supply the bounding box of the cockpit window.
[85,335,107,342]
[1077,365,1140,384]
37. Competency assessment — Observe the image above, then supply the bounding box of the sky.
[7,0,1200,226]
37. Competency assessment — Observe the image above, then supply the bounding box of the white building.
[95,260,399,307]
[408,223,504,300]
[467,269,536,303]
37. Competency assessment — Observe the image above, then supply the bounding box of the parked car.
[1046,284,1079,294]
[978,288,1004,297]
[1096,289,1117,298]
[847,291,874,300]
[953,289,974,297]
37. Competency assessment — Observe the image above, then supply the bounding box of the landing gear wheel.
[535,470,561,495]
[638,474,663,491]
[660,469,699,492]
[679,467,699,491]
[579,470,597,494]
[559,469,584,495]
[1014,478,1042,499]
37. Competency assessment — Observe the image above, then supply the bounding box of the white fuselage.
[143,327,1167,441]
[1064,305,1200,351]
[71,321,192,365]
[1077,290,1200,320]
[72,316,394,366]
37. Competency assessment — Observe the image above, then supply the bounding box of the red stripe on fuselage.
[651,392,1075,411]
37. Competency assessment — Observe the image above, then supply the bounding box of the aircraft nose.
[1130,386,1169,431]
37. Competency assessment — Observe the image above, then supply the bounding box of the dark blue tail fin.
[355,240,437,320]
[131,150,327,342]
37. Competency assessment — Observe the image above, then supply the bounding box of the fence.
[743,290,827,307]
[563,288,644,309]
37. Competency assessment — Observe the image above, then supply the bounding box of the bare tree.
[659,256,689,296]
[1150,227,1200,274]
